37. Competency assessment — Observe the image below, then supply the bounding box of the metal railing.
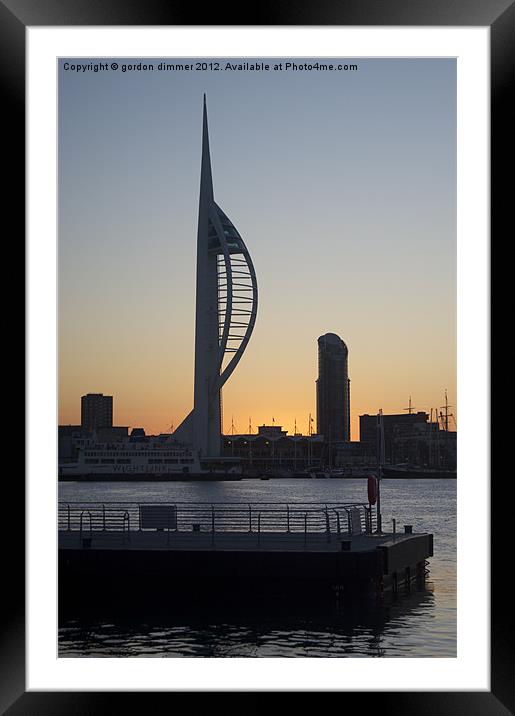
[58,501,375,545]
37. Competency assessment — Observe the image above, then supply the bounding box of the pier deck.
[58,501,433,604]
[58,529,418,553]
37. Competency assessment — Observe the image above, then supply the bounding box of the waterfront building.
[223,426,324,472]
[390,420,456,469]
[360,411,428,464]
[316,333,351,442]
[58,425,83,463]
[359,411,429,446]
[80,393,113,432]
[359,411,456,468]
[174,96,258,458]
[333,440,377,468]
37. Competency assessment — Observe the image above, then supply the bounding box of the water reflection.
[59,587,442,658]
[58,479,456,657]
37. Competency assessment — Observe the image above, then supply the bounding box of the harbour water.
[58,478,456,658]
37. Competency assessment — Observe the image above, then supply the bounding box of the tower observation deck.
[174,97,258,457]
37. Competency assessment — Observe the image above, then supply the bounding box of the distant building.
[333,441,377,468]
[223,425,324,471]
[316,333,350,442]
[360,412,428,463]
[130,427,146,439]
[255,425,288,438]
[391,421,456,469]
[58,425,82,462]
[359,411,456,469]
[360,411,429,448]
[81,393,113,432]
[95,426,128,443]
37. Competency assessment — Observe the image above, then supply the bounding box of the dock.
[58,501,433,605]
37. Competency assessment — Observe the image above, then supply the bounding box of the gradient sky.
[58,57,456,439]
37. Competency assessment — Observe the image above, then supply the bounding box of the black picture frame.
[9,0,505,711]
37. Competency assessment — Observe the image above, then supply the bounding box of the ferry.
[59,439,203,478]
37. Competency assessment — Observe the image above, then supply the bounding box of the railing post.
[287,505,290,533]
[325,509,331,543]
[79,510,92,547]
[211,505,215,547]
[122,511,130,543]
[304,512,308,546]
[102,504,106,531]
[67,504,70,532]
[248,504,252,532]
[392,518,396,534]
[334,509,341,536]
[257,512,261,547]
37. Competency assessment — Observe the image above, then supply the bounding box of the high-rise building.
[80,393,113,432]
[174,97,258,457]
[316,333,350,442]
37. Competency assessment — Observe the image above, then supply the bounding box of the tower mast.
[173,96,258,458]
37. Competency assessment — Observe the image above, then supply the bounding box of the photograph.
[57,55,457,659]
[2,0,503,702]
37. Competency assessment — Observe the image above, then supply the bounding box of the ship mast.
[440,389,454,433]
[403,395,416,414]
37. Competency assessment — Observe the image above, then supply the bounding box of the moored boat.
[381,464,456,479]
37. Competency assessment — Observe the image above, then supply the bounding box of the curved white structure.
[174,97,258,457]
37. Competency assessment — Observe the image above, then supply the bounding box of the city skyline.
[58,57,456,439]
[63,389,456,438]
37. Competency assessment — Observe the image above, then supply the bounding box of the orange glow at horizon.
[58,58,456,438]
[58,347,457,440]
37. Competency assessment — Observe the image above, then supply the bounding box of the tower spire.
[173,96,258,458]
[201,94,214,202]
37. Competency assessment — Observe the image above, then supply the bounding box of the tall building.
[80,393,113,432]
[174,97,258,457]
[316,333,350,442]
